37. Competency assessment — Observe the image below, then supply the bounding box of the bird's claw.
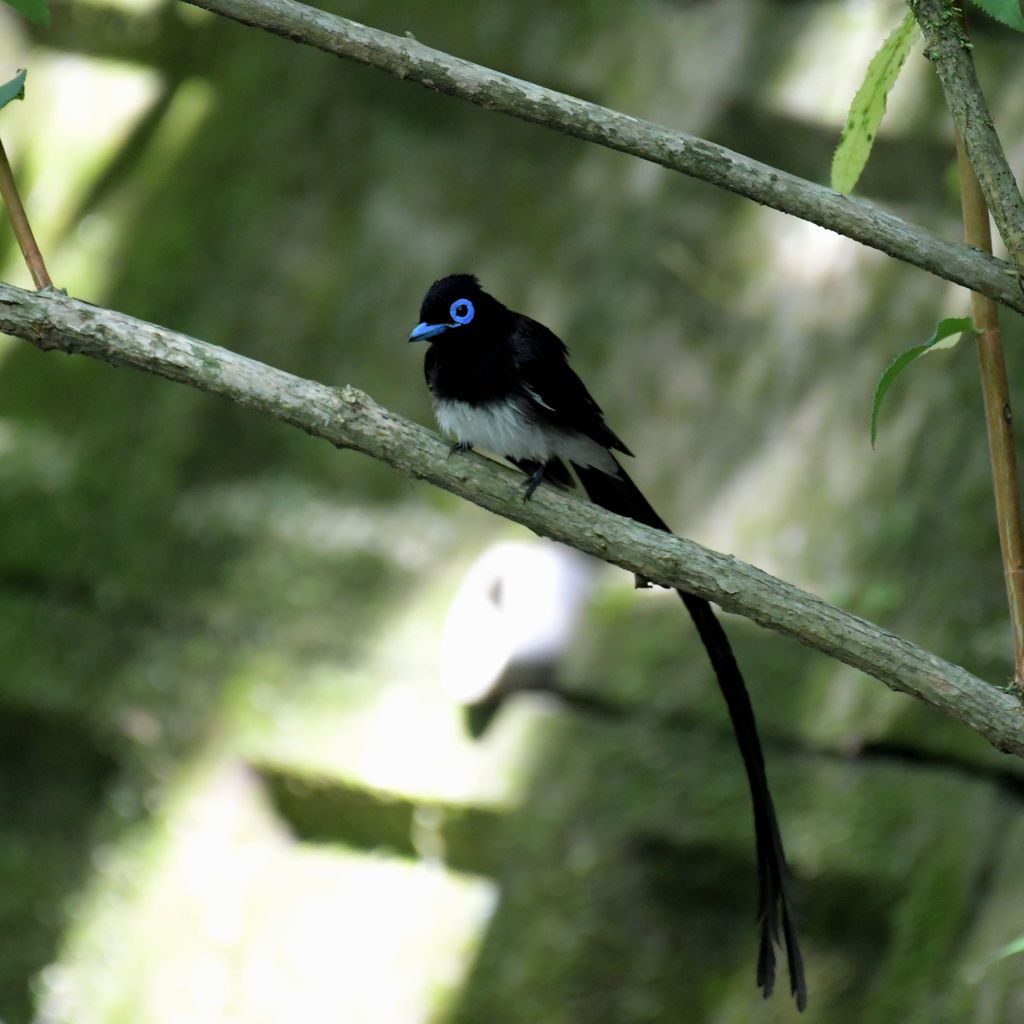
[448,441,473,458]
[523,466,545,501]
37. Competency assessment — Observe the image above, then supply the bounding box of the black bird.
[409,273,806,1010]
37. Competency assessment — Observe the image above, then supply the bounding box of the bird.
[408,273,806,1011]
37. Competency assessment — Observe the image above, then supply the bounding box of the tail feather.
[571,461,668,532]
[784,897,808,1008]
[571,457,806,1012]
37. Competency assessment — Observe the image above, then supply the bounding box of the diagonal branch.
[0,281,1021,755]
[912,0,1024,280]
[181,0,1024,315]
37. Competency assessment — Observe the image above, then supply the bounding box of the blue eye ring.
[450,299,475,325]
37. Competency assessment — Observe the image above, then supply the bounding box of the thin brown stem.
[952,26,1024,687]
[951,8,1024,687]
[0,137,51,290]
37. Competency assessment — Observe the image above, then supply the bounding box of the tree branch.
[912,0,1024,280]
[0,282,1021,755]
[180,0,1024,315]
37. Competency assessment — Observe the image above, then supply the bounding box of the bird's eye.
[450,299,475,325]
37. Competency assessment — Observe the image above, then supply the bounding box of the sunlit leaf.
[832,12,921,195]
[1,0,48,27]
[0,69,26,113]
[871,317,978,448]
[995,933,1024,961]
[969,0,1024,31]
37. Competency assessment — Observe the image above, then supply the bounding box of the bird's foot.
[523,466,545,501]
[448,441,473,458]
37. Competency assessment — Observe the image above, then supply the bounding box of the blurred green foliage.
[1,0,47,29]
[0,0,1023,1019]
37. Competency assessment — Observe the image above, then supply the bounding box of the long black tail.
[571,459,807,1012]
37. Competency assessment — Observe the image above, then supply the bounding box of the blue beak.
[408,321,450,342]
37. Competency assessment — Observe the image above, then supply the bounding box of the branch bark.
[180,0,1024,315]
[913,0,1024,280]
[0,282,1021,755]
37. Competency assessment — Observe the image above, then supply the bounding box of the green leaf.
[871,317,978,448]
[832,12,921,195]
[995,933,1024,962]
[1,0,48,26]
[969,0,1024,31]
[0,69,27,113]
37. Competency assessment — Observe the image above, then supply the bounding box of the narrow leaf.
[1,0,48,26]
[871,317,978,447]
[922,315,978,353]
[969,0,1024,31]
[832,12,921,195]
[995,933,1024,961]
[871,346,930,448]
[0,69,26,113]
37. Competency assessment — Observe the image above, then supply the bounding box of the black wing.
[507,314,633,457]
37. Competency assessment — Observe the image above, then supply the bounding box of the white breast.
[433,397,617,472]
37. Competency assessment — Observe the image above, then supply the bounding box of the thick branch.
[180,0,1024,315]
[0,282,1021,754]
[912,0,1024,279]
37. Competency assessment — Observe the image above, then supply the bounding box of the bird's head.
[408,274,504,343]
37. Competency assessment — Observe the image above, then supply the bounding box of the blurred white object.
[439,541,595,705]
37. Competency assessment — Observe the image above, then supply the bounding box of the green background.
[1,0,1024,1019]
